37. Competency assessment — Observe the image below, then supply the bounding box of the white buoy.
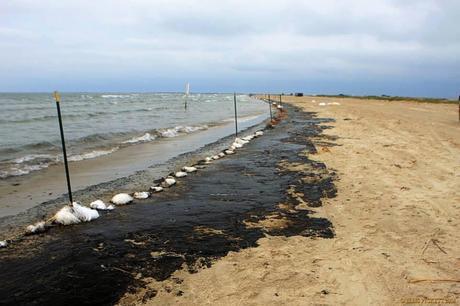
[150,186,164,192]
[277,105,283,109]
[319,102,326,106]
[175,171,187,178]
[225,149,235,155]
[255,131,264,137]
[71,202,100,222]
[54,205,81,225]
[111,193,134,205]
[133,191,150,199]
[242,135,254,141]
[218,152,225,158]
[212,155,220,160]
[0,241,7,248]
[90,200,114,210]
[26,221,46,235]
[205,157,213,162]
[182,166,197,173]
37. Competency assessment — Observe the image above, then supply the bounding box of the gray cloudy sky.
[0,0,459,97]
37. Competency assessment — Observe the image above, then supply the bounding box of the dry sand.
[122,96,459,305]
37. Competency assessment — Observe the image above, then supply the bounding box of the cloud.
[0,0,458,97]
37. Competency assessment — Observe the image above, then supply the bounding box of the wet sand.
[0,104,338,305]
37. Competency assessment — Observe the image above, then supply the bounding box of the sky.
[0,0,459,97]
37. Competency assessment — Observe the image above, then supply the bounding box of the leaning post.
[53,91,73,204]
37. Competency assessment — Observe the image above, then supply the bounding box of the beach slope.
[132,96,459,305]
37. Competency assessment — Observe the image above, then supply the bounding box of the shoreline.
[0,113,268,239]
[0,103,338,305]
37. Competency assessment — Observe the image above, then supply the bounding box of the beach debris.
[254,131,264,137]
[175,171,187,178]
[272,102,277,105]
[277,105,283,109]
[218,152,225,158]
[194,159,209,166]
[242,135,254,141]
[232,141,243,149]
[111,193,134,205]
[192,164,206,169]
[182,166,197,173]
[90,200,114,210]
[54,205,81,225]
[234,138,249,145]
[71,202,100,222]
[161,177,176,188]
[0,241,7,248]
[327,102,341,105]
[225,149,235,155]
[319,102,327,106]
[150,186,164,193]
[53,202,99,225]
[25,221,46,235]
[133,191,150,199]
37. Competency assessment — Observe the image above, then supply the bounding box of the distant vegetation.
[315,94,457,104]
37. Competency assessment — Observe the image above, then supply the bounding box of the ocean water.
[0,93,267,179]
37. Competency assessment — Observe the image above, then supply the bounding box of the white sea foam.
[160,129,179,138]
[159,125,207,138]
[0,163,51,178]
[101,94,128,98]
[14,154,55,164]
[68,147,119,162]
[122,133,156,144]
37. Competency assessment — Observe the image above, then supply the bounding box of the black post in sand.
[268,94,271,103]
[234,92,238,137]
[269,98,273,120]
[53,91,73,204]
[279,94,282,106]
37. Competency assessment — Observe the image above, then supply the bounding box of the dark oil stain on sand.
[0,105,337,305]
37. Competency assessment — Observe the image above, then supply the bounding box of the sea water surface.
[0,93,267,180]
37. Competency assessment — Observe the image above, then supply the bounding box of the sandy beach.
[1,97,459,305]
[2,1,459,304]
[122,96,459,305]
